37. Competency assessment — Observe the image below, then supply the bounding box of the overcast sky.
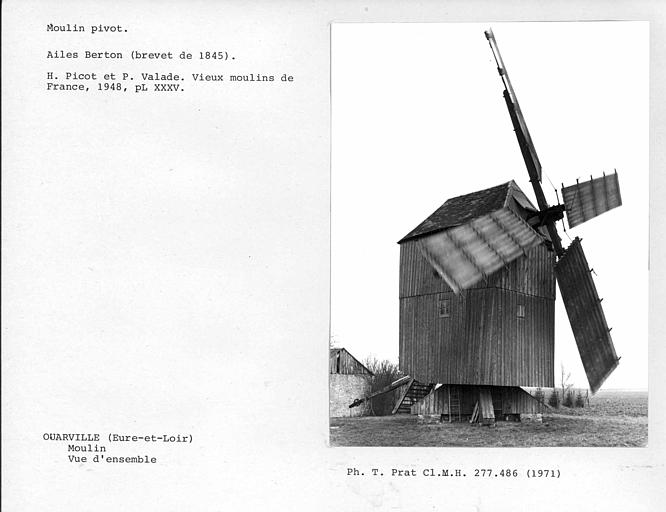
[331,22,648,390]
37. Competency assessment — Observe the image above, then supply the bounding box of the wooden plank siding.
[399,240,555,387]
[411,385,544,416]
[400,239,556,299]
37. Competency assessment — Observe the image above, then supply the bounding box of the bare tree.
[560,363,572,399]
[534,387,545,404]
[363,356,403,415]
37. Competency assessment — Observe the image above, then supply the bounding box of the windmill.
[397,29,622,423]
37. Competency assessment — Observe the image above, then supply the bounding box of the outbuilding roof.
[329,348,374,375]
[398,180,537,243]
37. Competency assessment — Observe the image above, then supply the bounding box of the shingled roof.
[398,180,537,243]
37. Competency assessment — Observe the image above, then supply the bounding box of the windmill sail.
[417,207,542,294]
[555,237,619,393]
[486,29,566,255]
[485,29,542,184]
[562,172,622,228]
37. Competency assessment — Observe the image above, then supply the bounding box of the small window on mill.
[438,298,451,318]
[517,304,526,318]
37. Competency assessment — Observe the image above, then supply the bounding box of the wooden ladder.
[448,386,462,422]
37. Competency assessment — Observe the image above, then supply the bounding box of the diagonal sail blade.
[485,28,542,184]
[562,171,622,228]
[485,29,565,256]
[417,207,543,293]
[555,237,620,393]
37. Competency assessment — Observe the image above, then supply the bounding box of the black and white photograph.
[4,3,665,511]
[330,22,648,446]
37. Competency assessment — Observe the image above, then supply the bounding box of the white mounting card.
[2,4,663,512]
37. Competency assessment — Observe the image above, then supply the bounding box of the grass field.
[330,390,647,447]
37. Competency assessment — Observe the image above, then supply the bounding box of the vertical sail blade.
[562,172,622,228]
[555,237,619,393]
[417,207,542,293]
[485,28,542,183]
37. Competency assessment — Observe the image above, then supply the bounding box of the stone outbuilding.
[329,348,373,417]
